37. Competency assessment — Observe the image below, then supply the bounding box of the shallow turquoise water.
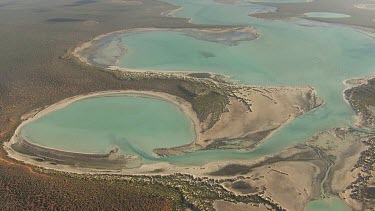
[22,0,373,209]
[304,197,352,211]
[304,12,351,18]
[21,95,194,155]
[23,0,375,165]
[118,0,375,163]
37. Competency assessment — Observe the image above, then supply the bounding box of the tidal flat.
[1,0,375,210]
[0,0,212,209]
[66,0,375,162]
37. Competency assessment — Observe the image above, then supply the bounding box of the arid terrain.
[0,0,198,209]
[0,0,374,210]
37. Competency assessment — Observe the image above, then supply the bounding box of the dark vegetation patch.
[47,18,84,23]
[365,187,375,198]
[174,82,229,130]
[346,78,375,127]
[191,91,228,129]
[0,154,183,210]
[105,74,230,130]
[150,169,165,173]
[209,164,251,176]
[230,181,257,194]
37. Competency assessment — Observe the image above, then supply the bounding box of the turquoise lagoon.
[21,0,375,209]
[304,197,352,211]
[117,0,375,162]
[23,0,375,164]
[21,95,195,155]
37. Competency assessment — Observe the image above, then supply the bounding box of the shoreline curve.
[3,90,201,166]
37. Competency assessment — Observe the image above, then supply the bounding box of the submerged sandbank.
[303,12,351,18]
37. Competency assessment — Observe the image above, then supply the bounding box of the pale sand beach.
[354,4,375,10]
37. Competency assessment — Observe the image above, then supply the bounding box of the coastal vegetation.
[0,150,184,210]
[0,0,375,210]
[105,69,232,130]
[0,0,197,209]
[344,75,375,209]
[345,76,375,129]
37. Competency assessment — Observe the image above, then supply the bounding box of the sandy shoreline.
[4,122,365,210]
[71,26,259,70]
[70,25,324,157]
[4,19,340,176]
[6,24,326,171]
[2,87,363,211]
[3,85,322,176]
[2,128,316,177]
[5,18,365,211]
